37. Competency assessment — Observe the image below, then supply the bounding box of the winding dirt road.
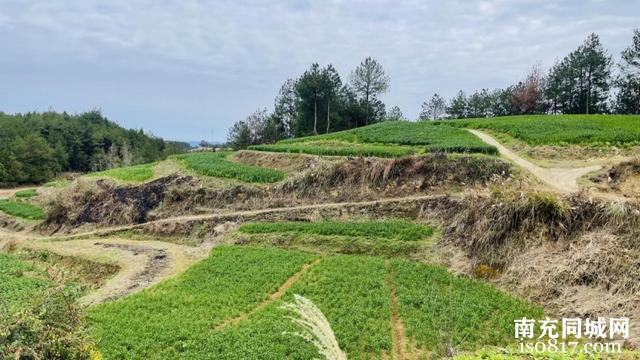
[469,129,601,193]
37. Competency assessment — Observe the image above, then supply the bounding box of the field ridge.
[213,257,322,331]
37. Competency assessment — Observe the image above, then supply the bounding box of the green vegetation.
[0,111,189,185]
[250,140,415,158]
[14,189,38,198]
[0,253,50,311]
[89,162,156,182]
[172,151,285,183]
[288,255,392,357]
[89,246,317,359]
[239,219,434,241]
[0,199,45,220]
[43,179,72,188]
[390,260,544,355]
[88,244,545,358]
[448,114,640,146]
[251,121,497,157]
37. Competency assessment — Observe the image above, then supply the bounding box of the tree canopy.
[0,111,188,185]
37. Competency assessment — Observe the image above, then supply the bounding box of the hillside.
[0,111,189,186]
[2,115,640,358]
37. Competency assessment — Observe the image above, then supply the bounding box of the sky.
[0,1,638,143]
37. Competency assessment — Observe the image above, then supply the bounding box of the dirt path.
[386,264,408,360]
[469,129,601,193]
[214,258,322,331]
[5,236,211,306]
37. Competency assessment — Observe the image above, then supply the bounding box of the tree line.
[0,111,189,185]
[227,57,392,149]
[419,30,640,120]
[228,30,640,147]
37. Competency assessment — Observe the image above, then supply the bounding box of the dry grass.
[281,294,347,360]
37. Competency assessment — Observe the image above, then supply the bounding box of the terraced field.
[89,163,157,182]
[251,121,498,157]
[0,199,45,220]
[447,114,640,146]
[88,222,544,359]
[171,151,285,183]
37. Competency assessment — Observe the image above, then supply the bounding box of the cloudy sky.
[0,1,638,142]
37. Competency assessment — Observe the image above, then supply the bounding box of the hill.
[0,111,189,185]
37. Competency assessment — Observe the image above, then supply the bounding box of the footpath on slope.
[468,129,601,193]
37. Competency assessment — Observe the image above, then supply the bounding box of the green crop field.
[88,242,544,358]
[251,121,498,157]
[14,189,38,198]
[88,163,156,182]
[390,260,544,355]
[0,253,50,311]
[447,114,640,146]
[89,246,317,359]
[238,220,434,241]
[171,151,285,183]
[235,219,436,257]
[0,199,45,220]
[250,140,415,158]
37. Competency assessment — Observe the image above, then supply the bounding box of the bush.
[0,286,97,360]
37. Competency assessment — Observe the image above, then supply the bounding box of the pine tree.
[615,29,640,114]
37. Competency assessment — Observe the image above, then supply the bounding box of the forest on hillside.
[0,111,189,185]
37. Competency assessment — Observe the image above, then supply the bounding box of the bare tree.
[349,57,390,125]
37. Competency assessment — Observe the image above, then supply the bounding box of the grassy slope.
[171,151,285,183]
[0,253,50,311]
[251,121,497,157]
[447,114,640,146]
[0,199,45,220]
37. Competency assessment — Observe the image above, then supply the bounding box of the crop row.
[250,140,415,158]
[238,220,435,241]
[171,152,285,183]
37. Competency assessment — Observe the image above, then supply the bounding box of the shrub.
[0,286,96,360]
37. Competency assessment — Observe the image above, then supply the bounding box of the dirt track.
[469,129,601,193]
